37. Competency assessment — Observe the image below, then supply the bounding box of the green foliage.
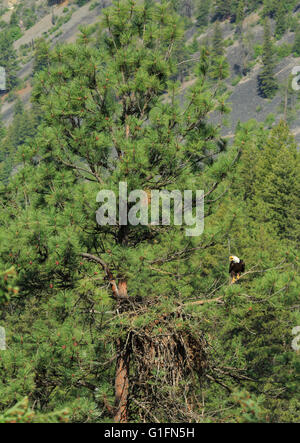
[211,21,224,56]
[275,2,288,40]
[292,25,300,56]
[231,391,266,423]
[0,30,19,91]
[76,0,90,6]
[0,99,39,181]
[236,0,244,24]
[0,0,299,424]
[257,18,278,98]
[33,38,51,75]
[275,43,292,60]
[0,398,69,423]
[0,267,18,305]
[195,0,211,27]
[231,75,241,86]
[215,0,232,20]
[250,122,300,242]
[48,0,65,5]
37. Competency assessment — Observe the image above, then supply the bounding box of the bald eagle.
[229,256,245,284]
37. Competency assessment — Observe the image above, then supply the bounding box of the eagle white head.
[229,255,240,263]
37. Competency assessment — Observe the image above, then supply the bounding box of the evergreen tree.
[47,0,64,5]
[0,0,231,423]
[215,0,232,20]
[275,1,287,40]
[235,0,244,34]
[0,99,38,181]
[258,18,278,98]
[33,38,51,75]
[292,25,300,56]
[9,11,19,26]
[251,122,300,242]
[211,21,224,56]
[262,0,276,18]
[0,398,69,423]
[0,109,5,143]
[0,32,19,91]
[0,0,299,425]
[196,0,211,28]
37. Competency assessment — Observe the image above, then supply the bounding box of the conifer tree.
[258,18,278,98]
[275,1,287,40]
[0,32,19,91]
[0,109,5,143]
[236,0,244,23]
[1,0,231,423]
[235,0,244,34]
[292,25,300,56]
[262,0,276,18]
[215,0,232,20]
[196,0,211,27]
[0,397,69,423]
[251,121,300,242]
[212,21,224,56]
[47,0,64,5]
[1,0,299,425]
[33,38,51,75]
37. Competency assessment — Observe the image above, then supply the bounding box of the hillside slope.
[1,0,109,124]
[1,1,300,138]
[2,0,300,145]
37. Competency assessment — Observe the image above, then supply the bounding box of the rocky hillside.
[0,0,109,123]
[1,0,300,143]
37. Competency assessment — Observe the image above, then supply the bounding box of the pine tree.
[33,38,51,75]
[0,32,19,91]
[262,0,277,18]
[196,0,211,27]
[1,0,299,425]
[0,0,231,423]
[0,397,69,423]
[0,109,5,144]
[251,121,300,242]
[9,11,18,26]
[47,0,64,5]
[292,25,300,56]
[275,1,287,40]
[258,18,278,98]
[212,21,224,56]
[235,0,244,34]
[215,0,232,20]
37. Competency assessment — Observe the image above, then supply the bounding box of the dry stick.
[58,156,103,184]
[80,252,120,299]
[181,297,223,307]
[206,374,232,393]
[131,399,160,423]
[181,262,290,306]
[237,261,288,281]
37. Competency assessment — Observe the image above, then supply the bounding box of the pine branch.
[80,252,121,300]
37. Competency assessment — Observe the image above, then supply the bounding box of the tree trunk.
[114,279,130,423]
[114,337,130,423]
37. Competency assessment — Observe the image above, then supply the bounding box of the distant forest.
[0,0,299,423]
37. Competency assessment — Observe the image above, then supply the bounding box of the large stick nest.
[127,314,210,422]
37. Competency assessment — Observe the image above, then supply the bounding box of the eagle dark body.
[229,260,245,275]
